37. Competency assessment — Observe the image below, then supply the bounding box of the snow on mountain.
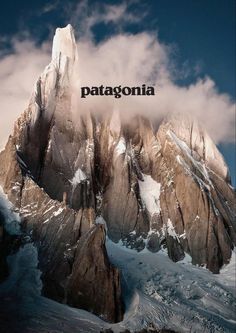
[138,174,161,216]
[71,168,87,185]
[0,25,235,332]
[0,229,235,333]
[52,24,78,62]
[106,239,236,333]
[115,137,126,156]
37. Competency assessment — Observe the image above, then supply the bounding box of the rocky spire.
[0,24,235,327]
[52,24,78,63]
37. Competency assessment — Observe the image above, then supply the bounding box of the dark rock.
[67,224,124,323]
[16,177,124,323]
[1,27,234,274]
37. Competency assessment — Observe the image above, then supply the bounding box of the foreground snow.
[106,239,236,333]
[0,243,108,333]
[0,188,235,332]
[0,239,235,333]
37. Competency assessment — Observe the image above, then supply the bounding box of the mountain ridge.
[0,25,235,328]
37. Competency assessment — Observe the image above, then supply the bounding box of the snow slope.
[0,243,108,333]
[138,174,161,216]
[106,240,236,333]
[0,193,107,333]
[0,238,235,333]
[0,189,235,333]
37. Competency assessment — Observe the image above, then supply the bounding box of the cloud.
[0,40,50,149]
[73,32,235,143]
[41,2,59,14]
[70,0,148,39]
[0,0,235,149]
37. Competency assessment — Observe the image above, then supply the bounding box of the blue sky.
[0,0,235,184]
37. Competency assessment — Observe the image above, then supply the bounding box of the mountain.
[0,25,235,332]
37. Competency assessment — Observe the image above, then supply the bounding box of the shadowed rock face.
[67,224,123,323]
[0,25,235,323]
[16,177,123,323]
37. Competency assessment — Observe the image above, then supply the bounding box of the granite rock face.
[18,177,123,323]
[67,224,123,323]
[0,24,235,323]
[0,25,123,323]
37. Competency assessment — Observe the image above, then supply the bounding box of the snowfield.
[0,189,235,333]
[70,168,87,185]
[138,173,161,216]
[106,239,236,333]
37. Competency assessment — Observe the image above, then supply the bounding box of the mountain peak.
[52,24,77,62]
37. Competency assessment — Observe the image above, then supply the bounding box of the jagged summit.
[52,24,78,62]
[160,114,230,181]
[0,25,235,328]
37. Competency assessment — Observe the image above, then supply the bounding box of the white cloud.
[0,40,50,149]
[73,33,235,143]
[0,1,235,149]
[42,2,59,14]
[70,0,148,39]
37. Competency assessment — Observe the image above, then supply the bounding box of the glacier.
[0,186,235,333]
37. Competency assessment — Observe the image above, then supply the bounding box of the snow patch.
[138,174,161,216]
[95,216,107,231]
[169,130,213,188]
[115,137,126,156]
[166,218,179,241]
[85,139,94,158]
[43,205,55,215]
[46,139,52,152]
[53,207,64,217]
[70,168,86,186]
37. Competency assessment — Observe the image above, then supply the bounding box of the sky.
[0,0,235,184]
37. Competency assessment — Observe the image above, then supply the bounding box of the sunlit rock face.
[0,24,235,322]
[0,25,124,323]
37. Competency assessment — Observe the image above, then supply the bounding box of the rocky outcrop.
[98,113,235,272]
[67,224,123,323]
[16,177,123,323]
[154,118,235,272]
[0,24,235,325]
[0,136,23,207]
